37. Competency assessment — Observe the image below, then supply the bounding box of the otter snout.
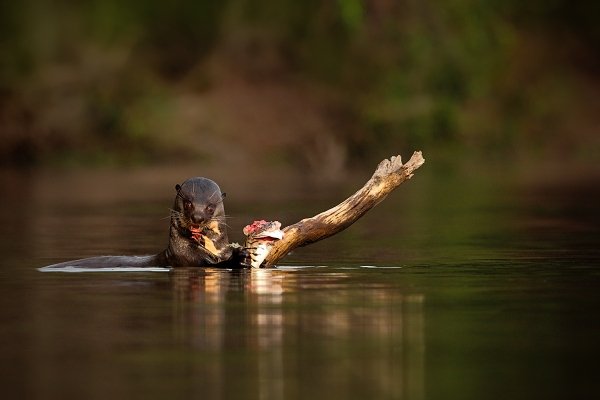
[190,205,216,224]
[191,212,207,224]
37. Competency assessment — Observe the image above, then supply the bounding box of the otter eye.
[206,204,215,215]
[183,200,193,211]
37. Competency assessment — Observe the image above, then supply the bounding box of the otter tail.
[38,253,169,272]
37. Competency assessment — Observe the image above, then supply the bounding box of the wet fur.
[163,177,232,267]
[41,177,242,270]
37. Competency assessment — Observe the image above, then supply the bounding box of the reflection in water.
[3,167,597,399]
[170,268,425,399]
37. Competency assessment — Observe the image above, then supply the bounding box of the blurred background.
[1,3,599,399]
[1,0,598,173]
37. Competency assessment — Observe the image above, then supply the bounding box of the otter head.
[171,177,227,245]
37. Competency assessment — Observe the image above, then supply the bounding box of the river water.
[0,161,598,399]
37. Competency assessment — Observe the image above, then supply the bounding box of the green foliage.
[0,0,597,165]
[337,0,364,33]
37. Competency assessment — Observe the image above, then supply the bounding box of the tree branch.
[263,151,425,267]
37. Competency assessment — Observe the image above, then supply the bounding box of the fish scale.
[243,220,284,268]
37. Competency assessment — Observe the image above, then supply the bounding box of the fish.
[242,220,284,268]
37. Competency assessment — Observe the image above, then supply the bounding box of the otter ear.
[221,192,226,199]
[175,184,182,192]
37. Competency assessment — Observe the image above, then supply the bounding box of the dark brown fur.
[161,177,233,266]
[40,177,243,270]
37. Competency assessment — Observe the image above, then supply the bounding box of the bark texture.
[263,151,425,267]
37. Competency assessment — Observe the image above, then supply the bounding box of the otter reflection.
[169,267,425,399]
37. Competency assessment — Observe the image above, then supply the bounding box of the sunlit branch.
[263,151,425,267]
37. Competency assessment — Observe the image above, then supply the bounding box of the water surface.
[0,164,598,399]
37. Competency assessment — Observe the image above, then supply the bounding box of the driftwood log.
[262,151,425,267]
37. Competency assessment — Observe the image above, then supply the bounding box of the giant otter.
[41,177,246,270]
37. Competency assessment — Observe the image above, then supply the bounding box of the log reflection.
[170,268,424,399]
